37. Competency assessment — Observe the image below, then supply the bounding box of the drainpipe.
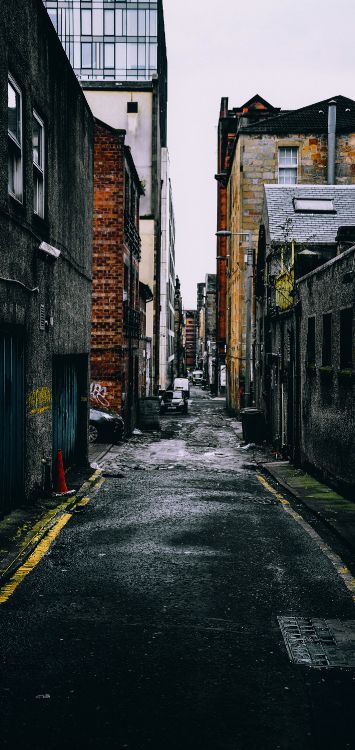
[245,233,253,407]
[327,100,337,184]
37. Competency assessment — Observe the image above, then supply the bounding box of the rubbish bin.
[138,397,161,430]
[240,408,266,444]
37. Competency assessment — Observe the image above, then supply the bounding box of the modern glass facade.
[43,1,161,82]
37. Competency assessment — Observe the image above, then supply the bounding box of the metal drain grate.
[278,617,355,668]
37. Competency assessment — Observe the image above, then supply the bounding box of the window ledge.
[338,369,354,379]
[8,192,23,207]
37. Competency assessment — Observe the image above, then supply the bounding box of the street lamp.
[215,229,253,408]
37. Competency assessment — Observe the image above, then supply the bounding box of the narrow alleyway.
[1,390,355,750]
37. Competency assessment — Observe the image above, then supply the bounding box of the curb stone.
[0,469,103,585]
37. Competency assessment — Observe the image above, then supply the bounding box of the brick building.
[174,277,185,378]
[183,310,197,372]
[90,120,143,434]
[219,94,355,414]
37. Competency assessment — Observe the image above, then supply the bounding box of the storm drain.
[278,617,355,668]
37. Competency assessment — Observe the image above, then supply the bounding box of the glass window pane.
[81,9,92,35]
[279,168,297,184]
[138,43,145,69]
[149,43,157,69]
[104,43,114,68]
[104,9,114,35]
[8,82,20,143]
[81,42,92,68]
[48,9,58,30]
[33,116,43,168]
[34,171,44,217]
[116,43,126,69]
[115,9,123,36]
[149,10,157,36]
[92,8,103,35]
[127,9,138,35]
[127,43,137,68]
[138,10,145,36]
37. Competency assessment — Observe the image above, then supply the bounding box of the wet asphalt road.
[1,391,355,749]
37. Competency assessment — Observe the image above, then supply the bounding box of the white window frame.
[8,73,23,202]
[33,111,45,218]
[278,147,298,184]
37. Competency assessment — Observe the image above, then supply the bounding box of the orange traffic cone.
[54,449,75,497]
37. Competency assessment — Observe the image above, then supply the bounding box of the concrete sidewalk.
[262,460,355,551]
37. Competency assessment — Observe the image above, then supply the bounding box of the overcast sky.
[163,0,355,309]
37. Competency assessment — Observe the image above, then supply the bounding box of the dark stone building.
[90,120,143,435]
[255,184,355,494]
[0,0,94,515]
[296,246,355,495]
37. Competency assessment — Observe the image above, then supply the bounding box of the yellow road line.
[256,474,355,604]
[76,496,91,508]
[0,513,72,604]
[0,471,105,605]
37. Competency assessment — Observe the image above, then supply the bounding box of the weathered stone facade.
[225,96,355,414]
[296,248,355,495]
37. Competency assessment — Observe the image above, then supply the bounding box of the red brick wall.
[90,122,125,415]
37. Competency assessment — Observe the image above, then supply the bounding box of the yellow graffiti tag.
[27,387,52,416]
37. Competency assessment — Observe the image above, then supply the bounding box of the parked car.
[161,390,188,415]
[89,407,125,444]
[192,369,203,385]
[160,390,173,413]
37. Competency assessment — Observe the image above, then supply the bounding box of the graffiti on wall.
[90,382,109,408]
[27,386,52,416]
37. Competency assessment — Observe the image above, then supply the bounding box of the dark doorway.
[0,328,25,516]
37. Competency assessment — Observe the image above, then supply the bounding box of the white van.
[173,377,190,398]
[192,370,203,385]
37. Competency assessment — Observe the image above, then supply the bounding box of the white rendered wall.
[159,148,175,390]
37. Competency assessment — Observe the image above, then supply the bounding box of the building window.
[322,312,332,366]
[8,75,23,201]
[307,316,316,365]
[81,42,92,68]
[104,9,114,35]
[47,8,58,31]
[33,112,45,218]
[104,43,114,68]
[340,307,353,369]
[81,9,92,35]
[278,147,298,184]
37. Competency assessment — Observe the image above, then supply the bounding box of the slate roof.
[240,95,355,134]
[264,185,355,244]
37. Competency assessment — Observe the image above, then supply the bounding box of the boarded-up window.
[322,313,332,366]
[307,317,316,365]
[340,307,353,369]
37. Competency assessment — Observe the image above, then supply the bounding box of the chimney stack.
[327,100,337,184]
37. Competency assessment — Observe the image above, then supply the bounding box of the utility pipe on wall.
[245,233,253,408]
[327,100,337,185]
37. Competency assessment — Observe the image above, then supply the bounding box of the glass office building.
[43,1,165,82]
